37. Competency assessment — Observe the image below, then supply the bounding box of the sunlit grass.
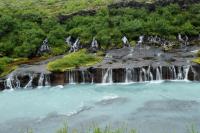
[25,123,199,133]
[47,49,102,72]
[0,0,116,15]
[192,57,200,64]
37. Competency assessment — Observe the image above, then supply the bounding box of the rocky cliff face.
[1,42,200,90]
[1,65,200,90]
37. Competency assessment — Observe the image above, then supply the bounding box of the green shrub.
[0,57,14,76]
[0,1,200,58]
[51,47,67,56]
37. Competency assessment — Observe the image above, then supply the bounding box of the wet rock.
[0,80,5,90]
[50,72,65,86]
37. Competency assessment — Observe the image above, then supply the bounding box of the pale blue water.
[0,81,200,133]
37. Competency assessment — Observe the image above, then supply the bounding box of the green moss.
[0,65,18,78]
[192,57,200,64]
[47,49,102,72]
[197,50,200,57]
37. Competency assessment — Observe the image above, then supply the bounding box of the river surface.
[0,81,200,133]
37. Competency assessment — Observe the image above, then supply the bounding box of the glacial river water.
[0,81,200,133]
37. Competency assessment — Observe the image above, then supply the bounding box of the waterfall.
[147,66,153,81]
[81,70,85,83]
[139,67,147,82]
[125,68,133,83]
[15,76,20,88]
[142,68,147,81]
[4,74,14,90]
[24,74,33,88]
[69,71,75,84]
[91,76,94,84]
[45,75,50,86]
[102,68,113,84]
[156,67,162,80]
[184,65,190,81]
[38,73,44,86]
[171,66,177,80]
[177,67,183,80]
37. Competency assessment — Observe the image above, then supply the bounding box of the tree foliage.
[0,3,200,58]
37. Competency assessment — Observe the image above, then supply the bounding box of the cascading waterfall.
[140,68,147,82]
[69,70,75,84]
[184,65,190,81]
[45,75,50,86]
[15,76,20,88]
[81,70,85,83]
[170,66,177,80]
[102,68,113,84]
[91,76,94,84]
[24,74,33,88]
[125,68,133,83]
[1,65,197,90]
[156,67,162,80]
[147,66,153,81]
[4,74,14,90]
[38,73,44,86]
[177,67,183,80]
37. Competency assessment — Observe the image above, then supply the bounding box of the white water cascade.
[125,68,133,83]
[147,66,153,81]
[140,68,147,82]
[4,74,14,90]
[184,65,190,81]
[1,65,196,90]
[45,75,50,86]
[156,67,162,80]
[170,66,177,80]
[38,73,44,86]
[81,70,85,83]
[102,68,113,84]
[15,76,20,88]
[68,71,75,84]
[177,67,183,80]
[24,74,33,88]
[4,74,21,89]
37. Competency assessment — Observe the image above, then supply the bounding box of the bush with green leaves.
[0,2,200,58]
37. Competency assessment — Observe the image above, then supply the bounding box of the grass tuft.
[47,49,102,72]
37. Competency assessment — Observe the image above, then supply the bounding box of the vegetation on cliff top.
[0,1,200,58]
[47,49,102,72]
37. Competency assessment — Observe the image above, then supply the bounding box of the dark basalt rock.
[108,0,200,11]
[0,80,4,91]
[50,72,66,86]
[0,64,200,91]
[58,9,97,23]
[58,0,200,24]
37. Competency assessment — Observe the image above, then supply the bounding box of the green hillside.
[0,0,155,15]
